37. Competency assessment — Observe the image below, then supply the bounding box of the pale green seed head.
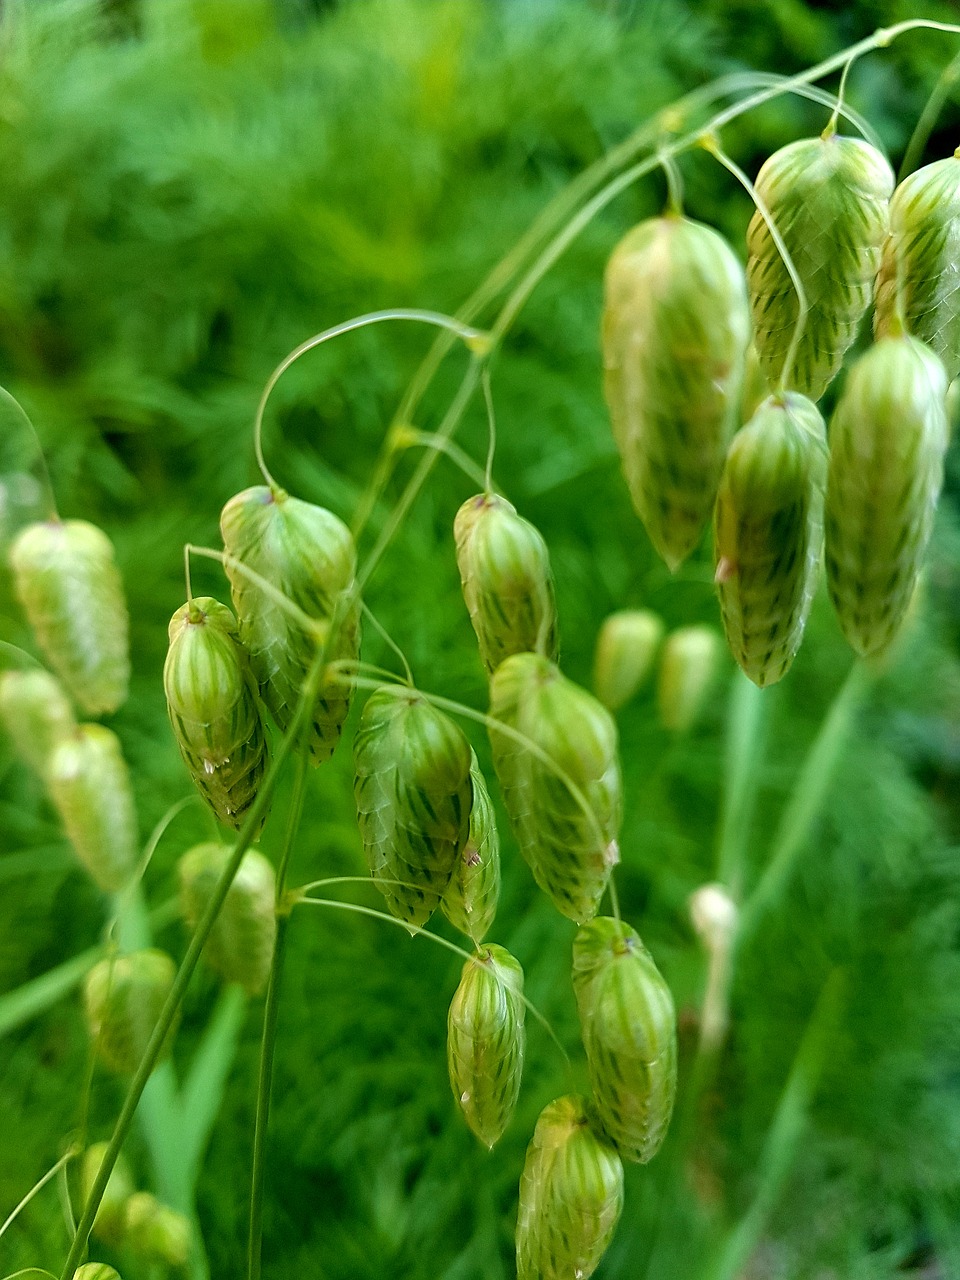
[74,1266,123,1280]
[83,950,178,1077]
[0,667,77,776]
[592,609,664,712]
[124,1192,191,1268]
[441,751,501,944]
[657,625,723,733]
[81,1143,135,1248]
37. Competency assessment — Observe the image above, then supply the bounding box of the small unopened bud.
[657,626,722,733]
[689,883,738,952]
[592,610,664,711]
[74,1266,123,1280]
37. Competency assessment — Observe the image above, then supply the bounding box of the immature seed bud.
[164,596,269,834]
[83,950,178,1077]
[124,1192,191,1268]
[689,882,738,952]
[825,337,948,657]
[354,686,473,929]
[9,519,130,715]
[0,667,76,775]
[572,918,677,1164]
[74,1266,122,1280]
[178,843,277,995]
[454,493,558,673]
[48,724,138,892]
[220,485,361,766]
[748,134,894,401]
[488,653,622,924]
[875,152,960,381]
[593,609,664,711]
[516,1095,624,1280]
[714,393,827,686]
[441,752,501,944]
[603,216,750,570]
[81,1143,134,1247]
[657,625,723,733]
[447,944,525,1149]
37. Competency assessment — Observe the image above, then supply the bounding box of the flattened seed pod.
[48,724,138,892]
[826,336,948,656]
[0,667,76,775]
[81,1143,134,1247]
[83,949,178,1076]
[454,493,558,672]
[164,597,269,834]
[124,1193,191,1268]
[441,752,501,944]
[220,486,360,766]
[354,686,473,929]
[657,625,723,733]
[447,944,525,1148]
[748,134,894,401]
[572,917,677,1164]
[715,394,827,686]
[178,843,277,994]
[9,519,130,715]
[74,1266,123,1280]
[593,609,664,711]
[516,1095,624,1280]
[488,653,622,924]
[875,152,960,381]
[603,215,750,570]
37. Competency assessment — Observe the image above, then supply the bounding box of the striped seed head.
[447,943,525,1148]
[714,393,827,686]
[220,485,360,766]
[602,215,750,571]
[81,1143,134,1247]
[454,493,558,673]
[354,686,473,929]
[83,949,178,1077]
[441,751,501,944]
[48,724,138,892]
[657,625,723,733]
[74,1267,123,1280]
[164,596,269,834]
[124,1193,191,1268]
[9,519,130,715]
[0,667,76,776]
[825,336,948,657]
[488,653,622,924]
[572,917,678,1164]
[748,135,894,401]
[593,609,664,712]
[516,1094,624,1280]
[178,842,277,995]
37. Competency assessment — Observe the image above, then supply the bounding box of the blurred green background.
[2,0,960,1277]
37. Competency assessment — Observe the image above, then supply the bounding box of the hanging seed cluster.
[81,1143,190,1269]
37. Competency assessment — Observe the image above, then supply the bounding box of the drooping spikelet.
[0,667,76,775]
[488,653,622,923]
[602,215,751,570]
[124,1193,191,1268]
[441,751,501,944]
[447,944,525,1149]
[747,134,894,401]
[48,724,138,892]
[825,336,948,657]
[657,625,723,733]
[83,950,178,1077]
[220,485,360,766]
[163,597,269,834]
[81,1143,134,1247]
[354,686,473,929]
[875,152,960,381]
[454,492,558,672]
[714,393,827,686]
[572,917,678,1164]
[9,519,130,715]
[593,609,664,711]
[516,1095,624,1280]
[178,843,277,995]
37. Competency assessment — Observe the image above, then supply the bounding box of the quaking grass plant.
[2,15,960,1280]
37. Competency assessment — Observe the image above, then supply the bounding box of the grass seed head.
[124,1192,191,1268]
[83,949,178,1077]
[0,667,77,776]
[656,625,723,733]
[592,609,664,711]
[73,1267,122,1280]
[81,1143,135,1247]
[441,750,501,944]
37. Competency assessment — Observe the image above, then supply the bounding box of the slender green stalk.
[0,1151,75,1242]
[715,674,770,895]
[899,47,960,180]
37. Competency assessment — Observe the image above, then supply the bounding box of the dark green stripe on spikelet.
[515,1094,624,1280]
[83,949,178,1076]
[447,944,524,1148]
[826,337,948,657]
[163,596,269,834]
[602,215,750,571]
[441,751,501,944]
[0,668,77,777]
[714,393,827,687]
[220,485,361,767]
[572,917,678,1164]
[748,135,894,402]
[488,653,622,923]
[354,686,473,929]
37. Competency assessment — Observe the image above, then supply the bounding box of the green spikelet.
[220,485,360,766]
[0,667,76,775]
[8,519,130,715]
[447,944,525,1149]
[602,215,750,570]
[825,336,948,657]
[354,686,473,929]
[747,134,894,401]
[81,1143,134,1247]
[48,725,138,892]
[657,625,723,733]
[441,751,501,944]
[83,950,178,1077]
[178,843,277,995]
[164,596,269,834]
[714,393,827,686]
[593,609,664,711]
[454,492,558,672]
[74,1266,123,1280]
[124,1193,191,1268]
[516,1095,624,1280]
[488,653,622,924]
[572,917,678,1164]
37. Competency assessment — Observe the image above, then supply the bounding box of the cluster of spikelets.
[603,133,956,686]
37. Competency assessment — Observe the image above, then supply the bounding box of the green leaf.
[180,984,248,1193]
[0,946,101,1039]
